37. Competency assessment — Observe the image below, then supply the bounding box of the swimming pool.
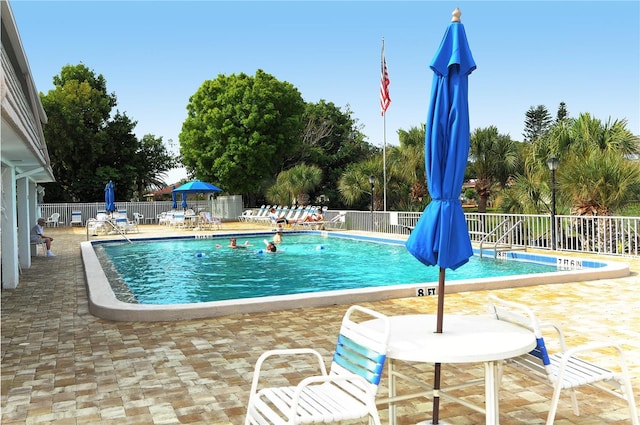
[99,234,562,304]
[81,231,630,321]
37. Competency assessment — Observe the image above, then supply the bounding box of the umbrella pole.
[432,267,446,424]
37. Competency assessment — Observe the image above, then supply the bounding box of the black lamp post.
[369,175,375,230]
[546,157,559,250]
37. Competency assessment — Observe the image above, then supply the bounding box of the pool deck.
[2,223,639,424]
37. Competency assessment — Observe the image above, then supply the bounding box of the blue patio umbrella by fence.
[405,8,475,424]
[104,181,116,213]
[171,186,177,209]
[181,192,188,209]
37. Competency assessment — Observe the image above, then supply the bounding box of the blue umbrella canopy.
[404,9,475,424]
[172,180,222,194]
[104,181,116,213]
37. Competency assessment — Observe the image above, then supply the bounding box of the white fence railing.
[39,203,639,257]
[328,210,639,257]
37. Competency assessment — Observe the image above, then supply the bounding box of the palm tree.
[267,164,322,206]
[338,158,381,210]
[469,126,519,212]
[390,126,427,208]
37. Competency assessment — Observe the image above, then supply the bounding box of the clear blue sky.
[11,1,640,183]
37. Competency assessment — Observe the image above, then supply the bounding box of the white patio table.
[363,314,536,425]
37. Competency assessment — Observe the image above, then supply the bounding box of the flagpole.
[380,38,389,211]
[383,108,387,211]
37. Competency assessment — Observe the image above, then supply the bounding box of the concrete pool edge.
[81,234,630,322]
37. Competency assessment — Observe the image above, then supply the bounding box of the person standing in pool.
[273,231,283,245]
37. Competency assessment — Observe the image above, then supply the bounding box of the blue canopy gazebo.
[172,180,223,210]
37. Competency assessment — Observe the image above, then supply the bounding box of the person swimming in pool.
[264,240,277,253]
[216,237,252,249]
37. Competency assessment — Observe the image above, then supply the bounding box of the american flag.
[380,42,391,115]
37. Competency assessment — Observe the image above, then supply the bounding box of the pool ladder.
[479,219,526,258]
[85,219,132,244]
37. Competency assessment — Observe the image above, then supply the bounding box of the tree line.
[40,64,640,216]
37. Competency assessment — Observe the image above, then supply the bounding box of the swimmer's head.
[266,242,277,253]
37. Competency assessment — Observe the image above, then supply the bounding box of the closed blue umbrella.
[404,8,475,423]
[171,186,177,209]
[181,192,188,209]
[105,181,116,213]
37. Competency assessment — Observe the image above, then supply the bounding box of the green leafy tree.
[523,105,553,143]
[40,64,156,202]
[180,70,305,205]
[505,112,640,217]
[133,134,177,199]
[292,101,375,208]
[556,101,569,122]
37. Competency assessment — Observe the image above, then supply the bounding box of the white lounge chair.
[488,295,639,425]
[245,305,390,425]
[301,211,346,230]
[238,210,253,222]
[199,212,221,230]
[249,205,270,223]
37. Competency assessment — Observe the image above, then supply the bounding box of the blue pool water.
[97,234,564,305]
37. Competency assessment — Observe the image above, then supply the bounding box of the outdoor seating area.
[1,226,638,424]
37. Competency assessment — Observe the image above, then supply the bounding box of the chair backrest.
[488,295,551,373]
[329,305,390,395]
[71,211,81,219]
[49,212,61,221]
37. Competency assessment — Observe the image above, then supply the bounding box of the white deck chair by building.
[488,295,638,425]
[245,305,390,425]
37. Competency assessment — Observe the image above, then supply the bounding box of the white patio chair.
[88,213,109,236]
[488,295,639,425]
[45,212,61,227]
[133,212,144,225]
[245,305,390,425]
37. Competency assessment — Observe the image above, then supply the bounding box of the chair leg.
[621,377,640,425]
[546,384,564,425]
[569,388,580,416]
